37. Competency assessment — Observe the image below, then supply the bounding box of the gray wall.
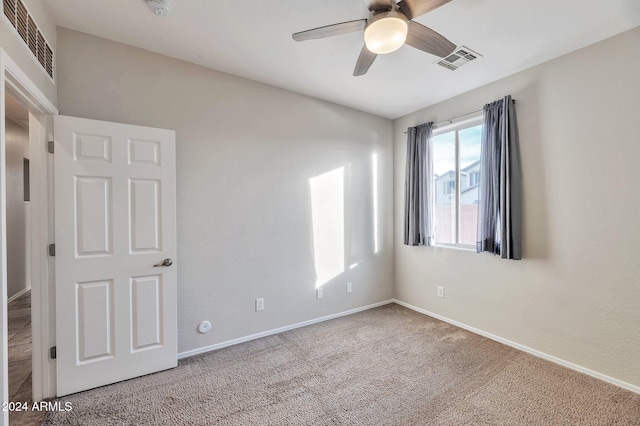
[394,27,640,388]
[56,28,395,354]
[5,118,28,299]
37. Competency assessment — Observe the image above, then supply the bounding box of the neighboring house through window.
[432,115,482,247]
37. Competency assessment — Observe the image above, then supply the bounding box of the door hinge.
[50,346,57,359]
[48,244,55,257]
[47,141,54,154]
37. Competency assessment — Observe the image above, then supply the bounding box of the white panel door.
[54,115,177,396]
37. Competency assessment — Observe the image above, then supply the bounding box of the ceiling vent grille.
[435,46,482,71]
[2,0,54,78]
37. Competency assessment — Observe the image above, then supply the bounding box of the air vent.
[16,0,27,42]
[27,15,37,56]
[3,0,15,25]
[435,46,482,71]
[2,0,54,78]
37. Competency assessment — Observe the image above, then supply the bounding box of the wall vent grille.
[435,46,482,71]
[3,0,15,23]
[2,0,54,78]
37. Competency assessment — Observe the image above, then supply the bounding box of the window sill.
[434,243,476,253]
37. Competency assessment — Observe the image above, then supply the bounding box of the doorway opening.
[4,91,47,425]
[1,50,59,425]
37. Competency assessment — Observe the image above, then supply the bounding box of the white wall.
[56,28,394,354]
[4,118,27,299]
[0,0,56,103]
[394,27,640,388]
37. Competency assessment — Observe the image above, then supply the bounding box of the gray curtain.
[404,122,434,246]
[477,95,522,259]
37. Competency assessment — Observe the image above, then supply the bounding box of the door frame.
[1,48,58,421]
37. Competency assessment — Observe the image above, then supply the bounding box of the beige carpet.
[43,304,640,425]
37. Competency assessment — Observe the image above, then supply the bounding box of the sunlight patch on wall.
[309,167,345,289]
[372,153,379,253]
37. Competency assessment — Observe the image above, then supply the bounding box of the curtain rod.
[403,99,516,135]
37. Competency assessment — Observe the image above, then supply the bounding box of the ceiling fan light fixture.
[364,12,409,55]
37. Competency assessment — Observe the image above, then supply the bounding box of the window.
[443,180,455,195]
[469,171,480,187]
[432,116,482,248]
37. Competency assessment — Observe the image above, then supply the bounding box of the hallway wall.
[5,118,28,299]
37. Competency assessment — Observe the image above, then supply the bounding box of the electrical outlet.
[316,288,323,299]
[437,286,445,298]
[346,282,352,293]
[255,298,264,311]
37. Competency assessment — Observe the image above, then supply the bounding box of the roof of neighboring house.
[435,168,475,182]
[461,184,479,195]
[462,160,480,172]
[435,161,480,183]
[434,170,455,181]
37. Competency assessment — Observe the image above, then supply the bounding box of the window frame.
[431,114,483,250]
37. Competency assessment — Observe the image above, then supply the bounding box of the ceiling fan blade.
[353,45,378,76]
[292,19,367,42]
[363,0,392,11]
[405,21,456,57]
[397,0,451,20]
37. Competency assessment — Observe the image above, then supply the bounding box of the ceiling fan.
[292,0,456,76]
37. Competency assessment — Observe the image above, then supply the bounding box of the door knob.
[153,258,173,267]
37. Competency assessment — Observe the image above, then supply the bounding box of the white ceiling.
[45,0,640,119]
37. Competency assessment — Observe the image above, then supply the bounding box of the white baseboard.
[392,299,640,395]
[178,299,395,360]
[8,286,30,303]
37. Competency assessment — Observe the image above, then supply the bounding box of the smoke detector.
[147,0,171,17]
